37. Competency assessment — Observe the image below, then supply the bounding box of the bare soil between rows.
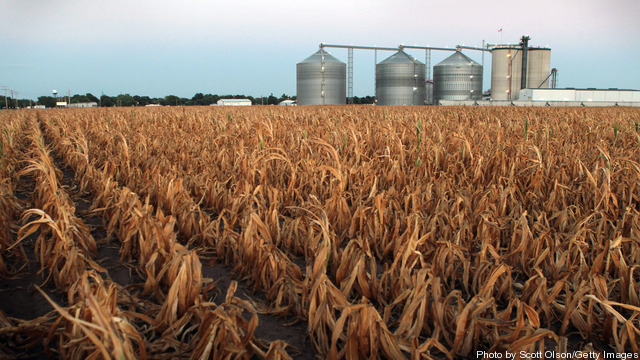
[0,150,316,359]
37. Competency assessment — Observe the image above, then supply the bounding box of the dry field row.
[2,105,640,359]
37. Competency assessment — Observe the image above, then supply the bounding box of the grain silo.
[490,47,522,101]
[376,50,426,105]
[526,48,551,89]
[433,51,483,102]
[296,49,346,105]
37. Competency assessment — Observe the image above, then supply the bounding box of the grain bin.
[296,49,346,105]
[490,47,522,101]
[433,51,483,102]
[526,48,551,89]
[376,50,426,105]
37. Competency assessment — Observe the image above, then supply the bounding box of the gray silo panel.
[296,49,346,105]
[376,51,426,105]
[433,51,483,101]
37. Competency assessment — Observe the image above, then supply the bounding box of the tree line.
[2,92,376,109]
[31,93,296,108]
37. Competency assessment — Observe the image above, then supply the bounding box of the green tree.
[18,99,32,108]
[352,95,375,104]
[100,95,115,107]
[267,93,278,105]
[202,94,219,105]
[115,94,135,107]
[37,96,56,108]
[192,93,205,105]
[86,93,99,103]
[134,95,152,106]
[71,94,90,103]
[163,95,181,106]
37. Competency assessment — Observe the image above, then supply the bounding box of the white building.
[279,100,296,106]
[68,102,98,108]
[216,99,252,106]
[438,88,640,107]
[518,88,640,104]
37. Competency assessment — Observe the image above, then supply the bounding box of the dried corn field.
[1,105,640,359]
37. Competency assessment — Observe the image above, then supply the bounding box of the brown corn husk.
[38,272,147,360]
[11,105,640,359]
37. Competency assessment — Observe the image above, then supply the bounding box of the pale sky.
[1,0,639,99]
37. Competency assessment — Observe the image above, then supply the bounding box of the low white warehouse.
[216,99,252,106]
[69,102,98,108]
[439,88,640,106]
[518,88,640,104]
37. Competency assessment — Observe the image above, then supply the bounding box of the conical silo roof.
[297,49,346,105]
[299,49,344,64]
[435,51,480,67]
[433,51,483,102]
[376,50,426,105]
[379,50,424,65]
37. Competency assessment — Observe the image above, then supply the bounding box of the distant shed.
[68,102,98,108]
[518,88,640,103]
[216,99,252,106]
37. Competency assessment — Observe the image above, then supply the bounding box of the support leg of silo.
[374,49,377,103]
[425,49,431,80]
[348,47,354,104]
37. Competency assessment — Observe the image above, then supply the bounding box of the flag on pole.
[498,28,503,32]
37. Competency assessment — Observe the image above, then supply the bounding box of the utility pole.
[2,86,7,109]
[14,91,19,108]
[11,90,14,109]
[520,35,530,89]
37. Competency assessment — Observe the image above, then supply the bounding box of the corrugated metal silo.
[296,49,346,105]
[490,47,522,101]
[376,50,426,105]
[526,48,551,89]
[433,51,483,102]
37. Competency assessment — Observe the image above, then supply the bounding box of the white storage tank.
[491,47,522,101]
[526,48,551,89]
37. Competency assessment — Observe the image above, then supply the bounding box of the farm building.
[216,99,252,106]
[518,88,640,103]
[68,102,98,108]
